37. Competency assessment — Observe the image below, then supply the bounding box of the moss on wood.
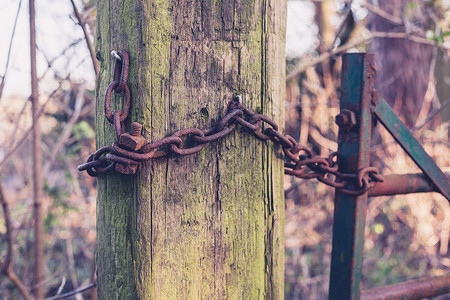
[96,1,286,299]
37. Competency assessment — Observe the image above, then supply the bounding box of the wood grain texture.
[96,1,286,298]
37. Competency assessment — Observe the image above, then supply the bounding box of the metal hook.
[111,50,122,61]
[234,95,242,104]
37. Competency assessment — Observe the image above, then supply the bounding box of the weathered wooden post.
[95,1,286,298]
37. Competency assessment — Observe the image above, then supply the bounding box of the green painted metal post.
[328,53,375,300]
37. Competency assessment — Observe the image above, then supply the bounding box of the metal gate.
[328,53,450,300]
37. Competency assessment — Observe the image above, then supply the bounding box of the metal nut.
[118,122,146,151]
[115,163,138,175]
[335,109,357,129]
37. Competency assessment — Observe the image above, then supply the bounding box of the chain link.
[78,50,383,195]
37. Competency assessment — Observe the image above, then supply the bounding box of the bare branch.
[361,2,403,25]
[65,238,81,300]
[415,45,439,128]
[0,52,91,170]
[0,0,23,100]
[43,84,86,175]
[412,98,450,132]
[0,182,32,300]
[309,127,337,152]
[70,0,99,75]
[0,86,57,171]
[56,277,67,296]
[38,38,84,82]
[286,31,439,82]
[7,100,29,148]
[45,283,97,300]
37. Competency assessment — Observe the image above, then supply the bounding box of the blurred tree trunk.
[368,0,433,127]
[436,48,450,136]
[29,0,44,298]
[95,1,286,299]
[315,1,335,47]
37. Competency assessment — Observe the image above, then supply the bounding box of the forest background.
[0,0,449,299]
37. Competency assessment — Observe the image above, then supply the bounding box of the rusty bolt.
[335,109,357,129]
[130,122,142,136]
[118,122,146,151]
[115,163,138,175]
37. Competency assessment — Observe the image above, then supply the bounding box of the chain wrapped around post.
[78,50,383,195]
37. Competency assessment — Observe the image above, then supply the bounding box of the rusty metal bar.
[328,53,375,300]
[361,273,450,300]
[369,173,450,197]
[373,97,450,201]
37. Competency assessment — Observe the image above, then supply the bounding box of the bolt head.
[335,114,349,127]
[118,132,146,151]
[335,109,357,129]
[130,122,143,136]
[115,163,138,175]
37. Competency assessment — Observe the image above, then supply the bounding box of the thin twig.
[69,0,99,75]
[412,98,450,132]
[309,127,337,152]
[0,182,32,300]
[7,99,29,148]
[0,0,23,100]
[414,46,439,128]
[361,2,403,25]
[38,38,84,82]
[56,277,67,296]
[43,84,85,175]
[286,31,439,82]
[1,55,91,171]
[88,252,97,300]
[45,283,97,300]
[65,238,82,300]
[0,87,57,171]
[414,10,443,130]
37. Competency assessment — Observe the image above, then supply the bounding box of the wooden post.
[95,1,286,298]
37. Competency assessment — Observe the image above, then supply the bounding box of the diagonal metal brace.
[373,96,450,201]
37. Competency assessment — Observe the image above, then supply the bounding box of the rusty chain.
[78,50,383,195]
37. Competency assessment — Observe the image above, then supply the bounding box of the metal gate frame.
[328,53,450,300]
